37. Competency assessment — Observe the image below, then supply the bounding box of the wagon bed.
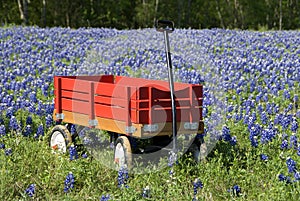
[53,75,204,138]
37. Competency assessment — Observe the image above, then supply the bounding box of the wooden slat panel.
[152,87,189,99]
[94,82,126,98]
[94,104,127,121]
[61,90,89,101]
[75,75,114,83]
[153,99,191,108]
[94,96,126,107]
[60,78,91,92]
[61,98,89,114]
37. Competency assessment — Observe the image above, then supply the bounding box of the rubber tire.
[49,125,73,153]
[114,136,132,169]
[189,139,207,163]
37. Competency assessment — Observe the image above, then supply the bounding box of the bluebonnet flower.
[249,135,258,148]
[297,110,300,118]
[45,114,53,128]
[82,153,88,158]
[23,125,32,137]
[69,145,78,160]
[0,143,5,149]
[294,172,300,181]
[141,186,151,198]
[297,146,300,156]
[9,116,19,131]
[0,125,6,136]
[260,154,268,161]
[281,139,288,149]
[5,148,12,156]
[100,194,111,201]
[70,124,76,135]
[35,124,44,138]
[230,136,237,146]
[274,114,280,125]
[29,92,37,103]
[25,184,35,197]
[260,111,268,125]
[286,157,297,173]
[281,115,291,130]
[193,178,203,195]
[5,107,14,119]
[291,118,298,133]
[294,94,299,103]
[117,166,129,188]
[278,173,286,182]
[228,185,241,197]
[284,89,290,99]
[168,151,177,167]
[266,103,273,115]
[64,172,75,193]
[222,125,231,142]
[284,103,293,113]
[289,134,298,149]
[251,111,257,122]
[26,116,33,125]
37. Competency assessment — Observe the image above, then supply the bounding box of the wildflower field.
[0,26,300,200]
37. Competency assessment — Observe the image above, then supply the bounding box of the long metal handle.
[163,31,177,152]
[156,20,177,152]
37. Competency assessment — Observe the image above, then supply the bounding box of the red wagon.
[49,20,205,168]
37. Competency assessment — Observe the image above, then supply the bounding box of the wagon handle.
[155,20,177,153]
[155,20,174,33]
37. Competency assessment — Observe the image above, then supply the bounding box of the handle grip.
[155,20,174,33]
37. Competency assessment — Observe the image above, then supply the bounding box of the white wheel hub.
[50,131,67,153]
[114,142,126,168]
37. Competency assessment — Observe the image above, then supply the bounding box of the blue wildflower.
[260,111,268,125]
[0,143,5,149]
[193,178,203,196]
[100,194,111,201]
[289,134,298,149]
[0,125,6,136]
[278,173,286,182]
[9,116,19,131]
[228,185,241,197]
[168,151,177,167]
[70,124,76,135]
[35,124,44,138]
[5,107,14,119]
[117,166,129,188]
[82,153,88,158]
[23,125,32,137]
[260,154,268,161]
[291,118,298,133]
[230,136,237,146]
[141,186,151,198]
[286,157,297,173]
[294,172,300,181]
[26,116,33,125]
[69,145,78,161]
[64,172,75,193]
[5,148,12,156]
[222,125,231,142]
[45,114,53,128]
[284,89,290,99]
[25,184,35,197]
[281,139,288,149]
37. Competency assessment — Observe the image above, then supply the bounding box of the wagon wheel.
[114,136,132,169]
[49,125,72,153]
[189,136,207,163]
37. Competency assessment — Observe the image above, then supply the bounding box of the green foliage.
[1,0,300,29]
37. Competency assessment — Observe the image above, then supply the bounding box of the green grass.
[0,122,300,201]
